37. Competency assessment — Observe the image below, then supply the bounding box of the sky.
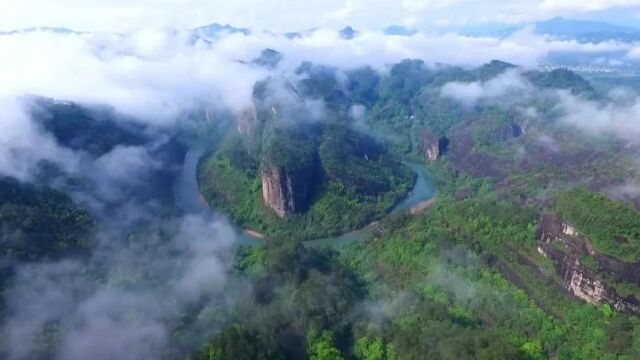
[3,0,640,33]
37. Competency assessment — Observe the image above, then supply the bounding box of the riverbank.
[175,147,436,246]
[242,195,438,244]
[243,229,266,239]
[409,196,437,214]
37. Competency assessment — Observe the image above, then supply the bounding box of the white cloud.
[5,214,239,360]
[0,98,79,180]
[555,90,640,143]
[0,31,267,123]
[0,25,633,182]
[540,0,640,12]
[441,69,532,105]
[3,0,640,33]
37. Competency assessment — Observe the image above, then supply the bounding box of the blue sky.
[3,0,640,32]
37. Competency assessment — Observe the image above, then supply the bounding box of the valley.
[4,19,640,359]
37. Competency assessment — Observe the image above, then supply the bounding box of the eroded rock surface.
[419,129,448,161]
[261,162,314,217]
[537,213,640,315]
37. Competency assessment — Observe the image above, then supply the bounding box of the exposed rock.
[595,254,640,286]
[562,222,578,236]
[235,104,258,135]
[419,129,449,161]
[252,48,283,69]
[261,162,314,217]
[537,213,640,315]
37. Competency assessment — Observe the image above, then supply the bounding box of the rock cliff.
[419,129,449,161]
[261,163,314,217]
[537,213,640,315]
[235,104,258,135]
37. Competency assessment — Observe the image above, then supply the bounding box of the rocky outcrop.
[419,130,449,161]
[252,48,283,69]
[537,213,640,315]
[261,163,314,217]
[235,104,258,135]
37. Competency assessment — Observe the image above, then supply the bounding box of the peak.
[339,26,357,40]
[487,59,516,68]
[252,48,284,69]
[192,23,250,38]
[383,25,417,36]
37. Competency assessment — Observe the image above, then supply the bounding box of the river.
[172,146,436,248]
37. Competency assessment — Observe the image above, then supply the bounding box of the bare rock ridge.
[419,129,449,161]
[537,213,640,315]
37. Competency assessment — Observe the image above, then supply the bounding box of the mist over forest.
[4,2,640,359]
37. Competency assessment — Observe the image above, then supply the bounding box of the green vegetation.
[9,60,640,360]
[556,188,640,262]
[30,97,146,156]
[197,125,414,241]
[199,325,285,360]
[199,183,640,359]
[0,177,94,261]
[524,68,596,97]
[198,58,640,355]
[308,331,344,360]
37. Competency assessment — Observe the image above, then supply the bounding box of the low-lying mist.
[3,23,640,360]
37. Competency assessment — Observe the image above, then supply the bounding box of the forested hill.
[196,59,640,359]
[3,58,640,359]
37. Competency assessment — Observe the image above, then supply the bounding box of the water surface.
[173,148,435,248]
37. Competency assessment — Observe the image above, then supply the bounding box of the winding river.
[172,146,436,248]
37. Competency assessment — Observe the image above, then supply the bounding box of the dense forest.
[195,58,640,359]
[197,72,415,241]
[3,58,640,360]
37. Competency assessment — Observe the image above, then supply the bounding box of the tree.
[200,325,285,360]
[309,330,344,360]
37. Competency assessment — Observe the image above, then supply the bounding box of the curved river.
[172,146,435,248]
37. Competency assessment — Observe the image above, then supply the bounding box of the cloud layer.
[4,0,640,32]
[4,214,239,360]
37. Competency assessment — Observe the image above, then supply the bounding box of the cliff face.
[236,105,258,135]
[419,130,448,161]
[261,163,314,217]
[537,213,640,315]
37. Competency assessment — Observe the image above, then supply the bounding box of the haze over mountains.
[6,16,640,43]
[4,16,640,73]
[458,17,640,43]
[5,2,640,359]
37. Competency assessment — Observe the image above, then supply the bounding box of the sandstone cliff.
[261,163,314,217]
[418,129,448,161]
[235,104,258,135]
[537,213,640,315]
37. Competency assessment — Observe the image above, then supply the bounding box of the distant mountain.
[252,49,284,69]
[533,17,640,42]
[191,23,250,40]
[383,25,418,36]
[459,17,640,43]
[284,32,302,39]
[1,27,81,35]
[339,26,357,40]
